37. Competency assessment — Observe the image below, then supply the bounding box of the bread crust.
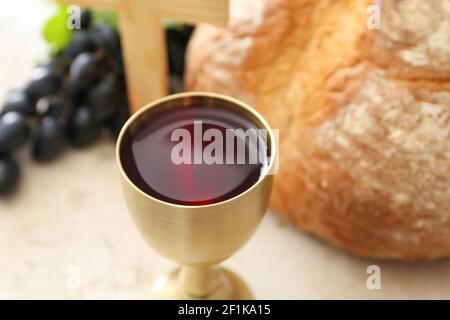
[186,0,450,259]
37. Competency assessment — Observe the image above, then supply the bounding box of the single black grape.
[67,106,101,147]
[0,112,30,154]
[1,88,34,116]
[69,52,100,89]
[67,30,95,58]
[40,96,71,125]
[31,116,65,162]
[0,156,20,196]
[36,94,72,124]
[87,75,118,122]
[80,9,91,30]
[91,22,120,53]
[26,65,61,100]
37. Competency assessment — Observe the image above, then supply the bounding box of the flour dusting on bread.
[317,70,450,216]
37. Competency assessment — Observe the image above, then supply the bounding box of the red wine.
[120,103,269,206]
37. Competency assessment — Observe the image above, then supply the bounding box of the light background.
[1,0,450,299]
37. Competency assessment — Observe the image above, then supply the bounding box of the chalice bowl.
[116,92,277,299]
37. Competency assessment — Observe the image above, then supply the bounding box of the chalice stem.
[179,265,223,298]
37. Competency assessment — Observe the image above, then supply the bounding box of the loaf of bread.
[186,0,450,259]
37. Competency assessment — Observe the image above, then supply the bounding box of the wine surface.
[120,104,268,205]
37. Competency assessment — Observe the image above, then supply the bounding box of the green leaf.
[163,20,184,30]
[92,10,119,29]
[42,4,74,53]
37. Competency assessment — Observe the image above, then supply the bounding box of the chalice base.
[149,267,253,300]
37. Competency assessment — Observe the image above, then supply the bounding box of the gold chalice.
[116,92,276,299]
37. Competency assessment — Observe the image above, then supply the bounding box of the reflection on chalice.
[116,92,276,299]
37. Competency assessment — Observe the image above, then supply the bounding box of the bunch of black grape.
[0,10,129,196]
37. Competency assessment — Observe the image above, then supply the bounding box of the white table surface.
[1,0,450,300]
